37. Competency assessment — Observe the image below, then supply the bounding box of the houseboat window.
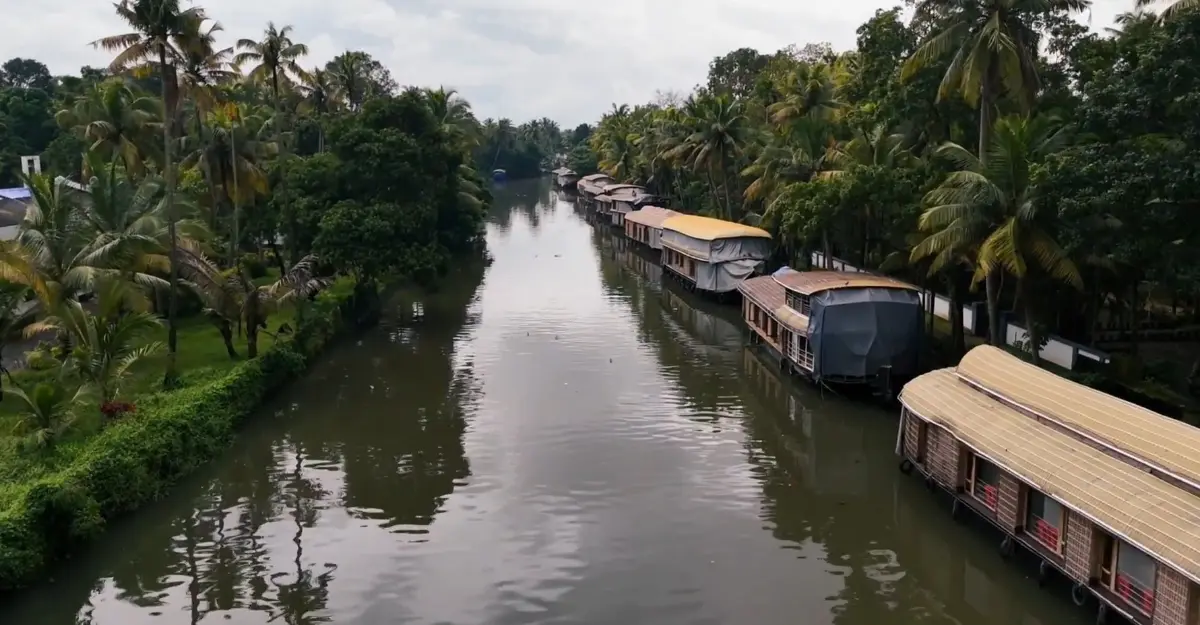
[1098,532,1157,615]
[965,453,1000,511]
[1025,490,1065,552]
[1115,542,1157,614]
[786,290,812,316]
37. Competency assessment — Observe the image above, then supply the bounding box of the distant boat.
[492,169,508,182]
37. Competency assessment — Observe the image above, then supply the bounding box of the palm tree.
[17,174,98,308]
[1135,0,1199,19]
[92,0,204,385]
[181,248,326,358]
[328,51,372,111]
[6,375,91,451]
[901,0,1087,344]
[298,69,341,152]
[180,105,270,260]
[54,79,161,179]
[767,62,841,126]
[177,15,237,228]
[668,94,751,220]
[235,23,309,156]
[79,154,178,287]
[825,125,918,266]
[910,115,1081,359]
[28,279,163,408]
[424,86,478,149]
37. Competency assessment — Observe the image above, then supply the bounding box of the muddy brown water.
[0,179,1090,625]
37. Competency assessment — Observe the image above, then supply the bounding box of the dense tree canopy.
[581,4,1200,405]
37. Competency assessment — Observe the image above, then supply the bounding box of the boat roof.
[738,276,809,333]
[957,345,1200,492]
[601,183,644,195]
[774,270,919,296]
[660,215,771,241]
[595,193,615,203]
[624,206,679,228]
[902,368,1200,585]
[580,173,614,182]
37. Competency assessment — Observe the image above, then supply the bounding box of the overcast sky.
[5,0,1137,128]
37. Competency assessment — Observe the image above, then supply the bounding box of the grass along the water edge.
[0,310,292,489]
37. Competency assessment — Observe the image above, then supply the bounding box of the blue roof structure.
[0,187,31,201]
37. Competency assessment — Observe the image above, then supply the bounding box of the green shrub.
[24,345,58,371]
[0,276,365,591]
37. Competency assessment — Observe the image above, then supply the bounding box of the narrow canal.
[1,179,1091,625]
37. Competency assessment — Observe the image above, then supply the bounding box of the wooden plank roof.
[738,276,809,333]
[773,271,919,296]
[624,206,679,228]
[956,345,1200,492]
[901,369,1200,585]
[660,215,771,241]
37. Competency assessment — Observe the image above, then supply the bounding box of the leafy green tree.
[912,115,1080,362]
[326,51,397,111]
[0,58,54,91]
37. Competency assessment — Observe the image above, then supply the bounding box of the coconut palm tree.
[297,69,341,152]
[180,105,271,264]
[27,279,163,408]
[177,15,237,228]
[910,115,1081,360]
[17,174,98,309]
[180,248,326,358]
[901,0,1087,344]
[767,62,841,126]
[6,375,91,451]
[79,154,178,286]
[1135,0,1199,19]
[668,93,751,220]
[54,79,161,179]
[92,0,204,385]
[235,23,309,156]
[424,86,478,149]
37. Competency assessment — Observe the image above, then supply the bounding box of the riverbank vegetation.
[583,3,1200,413]
[0,0,493,590]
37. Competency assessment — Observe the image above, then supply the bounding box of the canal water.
[0,179,1090,625]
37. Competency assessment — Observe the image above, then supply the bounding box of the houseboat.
[605,185,647,228]
[955,345,1200,496]
[738,271,811,371]
[594,193,616,223]
[897,355,1200,625]
[576,173,615,202]
[624,206,680,251]
[659,215,771,297]
[551,167,579,189]
[738,268,923,395]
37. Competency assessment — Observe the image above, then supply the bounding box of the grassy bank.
[0,275,366,591]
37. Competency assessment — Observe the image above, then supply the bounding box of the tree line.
[0,0,539,452]
[580,0,1200,408]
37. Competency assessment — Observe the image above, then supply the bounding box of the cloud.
[2,0,1135,127]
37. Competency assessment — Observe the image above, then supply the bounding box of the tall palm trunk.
[197,113,221,233]
[978,74,1004,347]
[229,118,241,267]
[1020,277,1040,365]
[719,151,733,220]
[161,48,180,385]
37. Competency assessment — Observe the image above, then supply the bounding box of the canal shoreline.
[0,276,380,592]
